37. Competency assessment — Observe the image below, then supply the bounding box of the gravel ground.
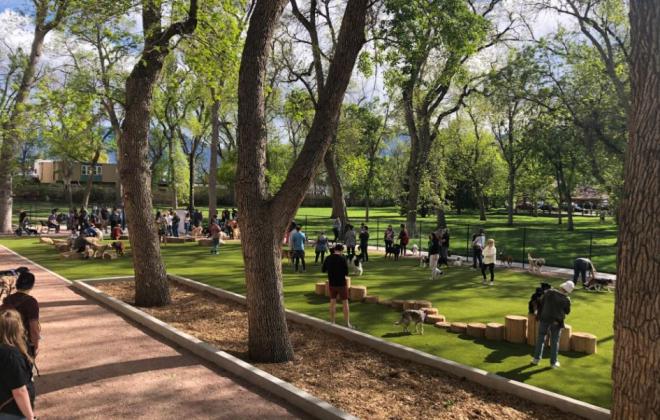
[97,281,582,420]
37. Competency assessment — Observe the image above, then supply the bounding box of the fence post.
[419,221,423,251]
[376,218,380,250]
[589,231,593,260]
[521,227,527,269]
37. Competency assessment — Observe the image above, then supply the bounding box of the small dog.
[411,244,419,255]
[394,309,426,334]
[585,277,615,292]
[431,267,443,280]
[499,252,513,267]
[420,255,429,268]
[111,241,125,257]
[385,244,401,260]
[528,253,545,273]
[352,255,363,276]
[451,258,463,267]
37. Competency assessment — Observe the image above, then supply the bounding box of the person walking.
[573,257,597,287]
[383,225,394,251]
[439,228,450,267]
[171,211,180,238]
[344,225,356,260]
[481,239,497,286]
[291,225,307,272]
[531,281,574,368]
[322,244,352,328]
[0,309,36,420]
[398,224,409,257]
[471,229,485,269]
[1,271,41,358]
[428,232,440,275]
[359,225,370,262]
[209,220,221,255]
[315,232,329,264]
[332,217,342,243]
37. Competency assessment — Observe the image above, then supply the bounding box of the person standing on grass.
[315,231,329,264]
[322,244,352,328]
[428,232,440,274]
[398,224,409,257]
[472,229,485,269]
[481,239,497,286]
[291,225,307,272]
[1,272,40,358]
[531,281,574,368]
[384,224,394,251]
[171,211,180,238]
[344,224,356,260]
[359,225,370,262]
[439,228,450,267]
[573,257,597,287]
[332,217,342,243]
[209,220,221,255]
[0,309,36,420]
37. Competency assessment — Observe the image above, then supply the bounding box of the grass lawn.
[0,237,614,408]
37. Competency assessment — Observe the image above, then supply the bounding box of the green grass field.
[0,237,614,408]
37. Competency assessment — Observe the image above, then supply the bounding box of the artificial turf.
[0,237,614,408]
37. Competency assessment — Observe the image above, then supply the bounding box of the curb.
[73,279,357,420]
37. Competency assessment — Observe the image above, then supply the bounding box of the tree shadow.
[496,364,552,381]
[382,331,412,338]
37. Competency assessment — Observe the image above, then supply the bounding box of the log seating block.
[364,295,379,304]
[434,321,451,329]
[52,239,68,245]
[314,282,326,296]
[324,281,330,298]
[40,237,54,245]
[449,322,468,334]
[103,253,117,261]
[485,323,505,341]
[185,237,197,242]
[414,300,432,309]
[467,323,487,338]
[165,236,186,244]
[349,286,367,301]
[571,332,597,354]
[422,307,439,316]
[425,314,446,324]
[403,300,417,310]
[559,324,572,352]
[197,238,213,246]
[54,243,70,253]
[505,315,527,344]
[60,251,81,260]
[527,314,538,346]
[391,300,405,311]
[379,299,392,307]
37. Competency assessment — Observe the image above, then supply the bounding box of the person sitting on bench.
[47,210,60,233]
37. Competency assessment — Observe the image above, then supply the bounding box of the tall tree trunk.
[208,98,220,217]
[506,169,515,225]
[436,205,447,228]
[188,152,195,211]
[82,148,102,209]
[565,193,574,231]
[613,2,660,417]
[325,150,348,228]
[477,189,487,221]
[167,135,178,209]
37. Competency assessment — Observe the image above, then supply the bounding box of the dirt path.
[0,246,304,420]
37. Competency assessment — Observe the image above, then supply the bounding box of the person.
[573,257,596,287]
[155,211,167,244]
[531,281,574,368]
[208,220,221,255]
[359,225,370,262]
[0,309,36,420]
[439,228,450,267]
[291,225,307,273]
[344,225,356,260]
[285,220,296,245]
[184,212,191,234]
[315,232,329,264]
[428,232,440,275]
[398,224,409,257]
[1,272,40,358]
[332,217,342,243]
[481,239,497,286]
[111,224,123,241]
[47,209,60,233]
[322,244,352,328]
[18,210,28,227]
[171,211,180,238]
[471,229,485,269]
[231,208,238,220]
[68,208,78,233]
[165,210,173,236]
[383,224,394,250]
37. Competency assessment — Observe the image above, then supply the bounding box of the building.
[34,160,119,185]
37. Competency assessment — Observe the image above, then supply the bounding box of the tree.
[612,1,659,417]
[0,0,70,233]
[236,0,368,362]
[118,0,198,307]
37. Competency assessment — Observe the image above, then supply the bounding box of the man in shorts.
[322,244,352,328]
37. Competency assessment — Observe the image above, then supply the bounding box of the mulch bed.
[96,281,580,420]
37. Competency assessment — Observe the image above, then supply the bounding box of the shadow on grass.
[382,331,412,338]
[496,364,552,381]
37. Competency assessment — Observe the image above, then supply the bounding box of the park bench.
[39,220,58,234]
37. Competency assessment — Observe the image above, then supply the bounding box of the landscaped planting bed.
[96,280,579,420]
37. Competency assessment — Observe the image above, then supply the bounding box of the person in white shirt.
[165,213,173,236]
[481,239,497,286]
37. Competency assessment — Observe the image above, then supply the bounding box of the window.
[81,165,91,175]
[94,165,102,175]
[81,165,102,176]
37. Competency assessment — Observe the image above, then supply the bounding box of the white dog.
[430,267,443,280]
[411,244,419,255]
[528,253,545,273]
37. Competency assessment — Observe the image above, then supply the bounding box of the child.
[481,239,496,286]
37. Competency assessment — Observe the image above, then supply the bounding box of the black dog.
[528,282,552,314]
[385,244,401,261]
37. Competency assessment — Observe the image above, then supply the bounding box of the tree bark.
[612,2,660,418]
[208,97,220,217]
[325,149,348,229]
[167,134,178,209]
[188,148,196,211]
[477,190,487,221]
[237,0,367,362]
[506,168,515,225]
[436,205,447,228]
[82,148,102,209]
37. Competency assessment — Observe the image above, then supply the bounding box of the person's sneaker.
[551,362,561,369]
[531,358,540,365]
[482,279,487,285]
[489,281,494,286]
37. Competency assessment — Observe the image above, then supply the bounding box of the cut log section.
[54,243,70,253]
[449,322,468,334]
[197,239,213,246]
[379,299,392,307]
[485,323,505,341]
[314,282,326,296]
[103,253,117,260]
[527,314,538,346]
[165,236,186,244]
[434,321,451,329]
[349,286,367,301]
[40,237,54,245]
[390,300,405,311]
[425,314,446,324]
[403,300,417,310]
[422,308,439,316]
[559,324,572,352]
[414,300,432,309]
[571,332,597,354]
[184,237,197,242]
[467,323,487,338]
[364,295,379,304]
[60,251,81,260]
[504,315,527,344]
[324,281,330,298]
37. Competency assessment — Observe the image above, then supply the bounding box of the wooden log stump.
[165,236,186,244]
[434,321,451,329]
[390,300,405,311]
[54,243,70,253]
[60,251,81,260]
[571,332,597,354]
[559,324,572,352]
[197,238,213,246]
[414,300,432,309]
[364,295,379,304]
[52,239,68,245]
[403,300,417,310]
[449,322,467,334]
[422,308,439,316]
[467,323,487,338]
[324,281,330,298]
[349,286,367,301]
[184,237,197,242]
[379,299,392,307]
[425,314,446,324]
[505,315,527,344]
[527,314,538,346]
[314,282,326,296]
[485,323,505,341]
[103,253,117,261]
[40,237,54,245]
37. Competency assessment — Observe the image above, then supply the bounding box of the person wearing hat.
[531,280,574,368]
[1,272,41,358]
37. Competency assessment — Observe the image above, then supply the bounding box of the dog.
[191,226,203,238]
[431,267,443,280]
[394,309,426,335]
[385,244,401,260]
[499,252,513,267]
[352,255,364,276]
[411,244,419,255]
[111,241,125,257]
[528,253,545,273]
[585,277,615,292]
[451,258,463,267]
[420,255,429,268]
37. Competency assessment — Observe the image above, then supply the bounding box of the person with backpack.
[398,224,409,257]
[315,232,329,264]
[0,309,36,420]
[1,272,40,358]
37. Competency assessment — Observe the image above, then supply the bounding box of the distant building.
[34,160,119,185]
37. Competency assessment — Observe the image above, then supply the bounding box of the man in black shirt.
[322,244,352,328]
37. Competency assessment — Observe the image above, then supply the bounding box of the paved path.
[0,246,304,420]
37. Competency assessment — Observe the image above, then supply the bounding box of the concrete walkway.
[0,246,304,420]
